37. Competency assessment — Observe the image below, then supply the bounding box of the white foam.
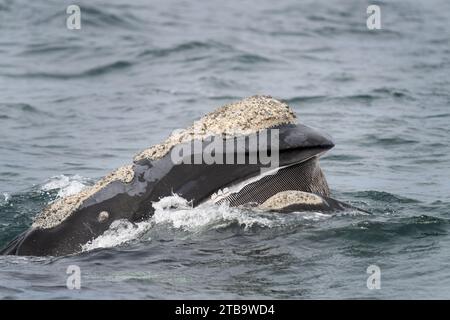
[82,219,151,252]
[152,195,278,231]
[300,211,331,221]
[2,192,10,203]
[41,175,89,199]
[80,195,334,253]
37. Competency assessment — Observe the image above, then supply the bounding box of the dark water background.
[1,0,450,299]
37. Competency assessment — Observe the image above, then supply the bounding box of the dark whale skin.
[1,124,334,256]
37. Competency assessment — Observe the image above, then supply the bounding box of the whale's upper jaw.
[277,123,334,152]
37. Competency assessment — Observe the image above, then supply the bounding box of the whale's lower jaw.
[211,157,330,207]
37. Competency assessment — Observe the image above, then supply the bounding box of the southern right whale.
[1,95,361,256]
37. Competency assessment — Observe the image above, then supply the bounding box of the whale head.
[1,96,335,256]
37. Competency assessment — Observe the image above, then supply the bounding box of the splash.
[152,195,336,231]
[41,175,90,199]
[80,195,334,253]
[82,219,151,252]
[2,193,10,203]
[151,194,276,231]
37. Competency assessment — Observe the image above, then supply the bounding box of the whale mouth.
[208,156,330,207]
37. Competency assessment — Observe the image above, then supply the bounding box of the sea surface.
[0,0,449,299]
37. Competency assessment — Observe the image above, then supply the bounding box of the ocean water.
[0,0,450,299]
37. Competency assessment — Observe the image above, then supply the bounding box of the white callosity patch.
[259,190,324,210]
[134,95,296,161]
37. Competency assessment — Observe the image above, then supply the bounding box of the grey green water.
[0,0,449,299]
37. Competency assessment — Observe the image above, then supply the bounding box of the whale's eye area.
[97,211,109,223]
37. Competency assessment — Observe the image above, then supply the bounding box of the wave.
[24,3,144,30]
[138,41,227,59]
[424,113,450,119]
[137,41,272,69]
[313,214,449,244]
[0,103,40,113]
[215,54,275,69]
[371,87,413,99]
[19,44,84,56]
[287,87,414,106]
[6,60,133,80]
[349,190,420,204]
[41,174,91,199]
[359,134,419,147]
[78,5,145,30]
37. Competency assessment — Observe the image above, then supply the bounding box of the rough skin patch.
[134,95,296,162]
[33,95,295,229]
[33,165,134,229]
[259,190,323,210]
